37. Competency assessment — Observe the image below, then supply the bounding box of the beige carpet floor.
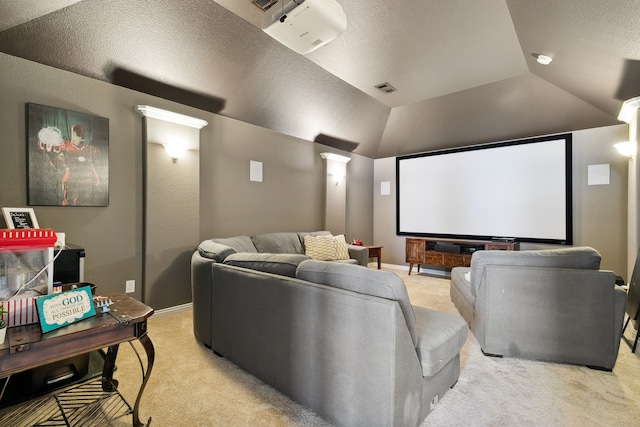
[109,267,640,427]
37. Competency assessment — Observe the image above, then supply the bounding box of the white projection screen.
[396,134,573,244]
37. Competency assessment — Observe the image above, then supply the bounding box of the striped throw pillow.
[333,234,350,260]
[304,235,337,261]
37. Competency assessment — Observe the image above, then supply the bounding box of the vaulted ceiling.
[0,0,636,158]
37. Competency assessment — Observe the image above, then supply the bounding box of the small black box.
[434,242,461,254]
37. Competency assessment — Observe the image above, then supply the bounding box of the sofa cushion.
[413,306,468,377]
[304,235,337,260]
[211,236,257,253]
[296,260,418,346]
[252,232,304,254]
[198,240,237,262]
[223,253,310,277]
[469,247,602,297]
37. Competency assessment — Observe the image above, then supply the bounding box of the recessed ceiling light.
[536,54,553,65]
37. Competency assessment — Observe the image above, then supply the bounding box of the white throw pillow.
[333,234,350,260]
[304,235,337,261]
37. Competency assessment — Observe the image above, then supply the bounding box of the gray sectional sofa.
[450,246,626,370]
[196,231,369,266]
[191,231,468,426]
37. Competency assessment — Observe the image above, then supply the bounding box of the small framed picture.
[2,207,40,229]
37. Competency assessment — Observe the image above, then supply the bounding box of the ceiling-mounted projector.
[262,0,347,54]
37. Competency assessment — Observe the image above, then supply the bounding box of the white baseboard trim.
[154,302,193,317]
[373,262,452,278]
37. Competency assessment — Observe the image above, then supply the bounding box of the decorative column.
[136,105,208,308]
[617,97,640,278]
[320,152,351,235]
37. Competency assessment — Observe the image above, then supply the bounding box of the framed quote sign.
[2,207,39,229]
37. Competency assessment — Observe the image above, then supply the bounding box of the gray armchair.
[450,247,626,370]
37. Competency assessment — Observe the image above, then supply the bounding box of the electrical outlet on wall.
[126,280,135,293]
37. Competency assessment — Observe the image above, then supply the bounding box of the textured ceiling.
[0,0,635,158]
[0,0,83,32]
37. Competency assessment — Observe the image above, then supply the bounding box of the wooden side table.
[365,245,383,269]
[0,294,154,427]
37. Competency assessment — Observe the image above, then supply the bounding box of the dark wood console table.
[0,294,154,426]
[406,237,519,275]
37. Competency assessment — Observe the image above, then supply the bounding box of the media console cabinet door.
[406,239,425,263]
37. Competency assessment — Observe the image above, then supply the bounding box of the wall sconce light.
[319,152,351,163]
[614,141,636,158]
[618,96,640,124]
[163,143,188,162]
[330,172,345,184]
[320,152,350,185]
[135,105,208,129]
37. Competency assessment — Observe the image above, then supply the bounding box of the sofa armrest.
[475,265,619,369]
[347,244,369,266]
[191,251,217,347]
[197,240,236,262]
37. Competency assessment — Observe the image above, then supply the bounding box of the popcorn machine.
[0,229,57,327]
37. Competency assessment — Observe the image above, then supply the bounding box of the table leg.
[132,333,155,427]
[622,315,639,353]
[101,334,155,427]
[102,344,120,391]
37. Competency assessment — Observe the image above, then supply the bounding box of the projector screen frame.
[395,133,573,245]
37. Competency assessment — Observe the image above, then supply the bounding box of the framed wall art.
[27,103,109,206]
[2,207,39,229]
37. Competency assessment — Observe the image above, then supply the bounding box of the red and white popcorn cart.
[0,228,57,327]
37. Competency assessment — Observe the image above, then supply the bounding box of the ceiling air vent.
[252,0,278,11]
[375,82,397,94]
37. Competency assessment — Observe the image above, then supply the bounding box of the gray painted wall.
[0,52,373,308]
[374,124,630,278]
[198,114,374,242]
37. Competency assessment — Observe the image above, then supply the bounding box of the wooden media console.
[406,237,519,275]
